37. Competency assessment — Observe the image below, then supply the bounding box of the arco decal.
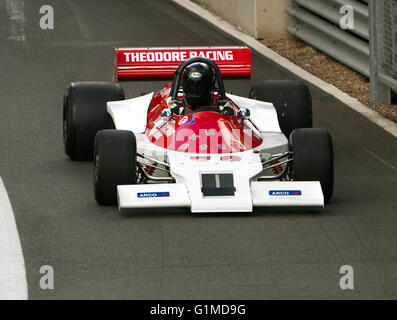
[137,192,170,198]
[269,190,302,196]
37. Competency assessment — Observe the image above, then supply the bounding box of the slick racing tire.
[290,128,334,202]
[249,80,312,138]
[63,82,125,161]
[94,130,137,206]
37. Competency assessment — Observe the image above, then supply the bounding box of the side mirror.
[238,108,250,118]
[160,109,172,119]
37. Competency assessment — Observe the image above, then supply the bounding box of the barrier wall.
[192,0,292,39]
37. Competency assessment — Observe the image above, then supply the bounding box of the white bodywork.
[107,93,154,133]
[226,93,281,133]
[107,94,324,213]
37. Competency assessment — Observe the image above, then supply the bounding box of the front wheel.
[94,130,137,205]
[290,128,334,202]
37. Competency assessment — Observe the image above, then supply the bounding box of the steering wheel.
[169,57,227,101]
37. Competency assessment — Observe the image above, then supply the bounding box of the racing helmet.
[182,63,215,107]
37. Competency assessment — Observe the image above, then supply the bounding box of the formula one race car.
[63,46,333,213]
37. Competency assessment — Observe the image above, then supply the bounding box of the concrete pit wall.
[192,0,292,39]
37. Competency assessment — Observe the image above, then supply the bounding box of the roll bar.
[170,57,226,101]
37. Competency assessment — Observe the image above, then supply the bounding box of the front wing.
[117,181,324,213]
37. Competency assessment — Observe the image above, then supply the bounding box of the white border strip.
[4,0,26,43]
[0,177,28,300]
[173,0,397,138]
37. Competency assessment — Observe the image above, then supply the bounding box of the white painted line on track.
[67,0,91,39]
[49,40,132,47]
[4,0,26,43]
[362,147,397,173]
[0,177,28,300]
[173,0,397,139]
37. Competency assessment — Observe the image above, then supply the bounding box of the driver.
[170,63,234,116]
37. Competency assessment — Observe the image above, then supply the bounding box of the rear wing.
[113,46,251,82]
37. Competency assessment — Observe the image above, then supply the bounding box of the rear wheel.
[63,82,124,161]
[290,128,334,202]
[94,130,137,205]
[249,80,312,138]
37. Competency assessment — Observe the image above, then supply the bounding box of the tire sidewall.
[63,82,125,161]
[94,130,137,205]
[290,128,334,202]
[249,80,313,138]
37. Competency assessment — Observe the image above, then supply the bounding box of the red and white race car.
[63,46,333,213]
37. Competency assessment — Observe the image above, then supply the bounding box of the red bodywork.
[113,46,261,154]
[144,84,263,154]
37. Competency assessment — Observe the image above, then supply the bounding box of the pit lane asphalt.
[0,0,396,299]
